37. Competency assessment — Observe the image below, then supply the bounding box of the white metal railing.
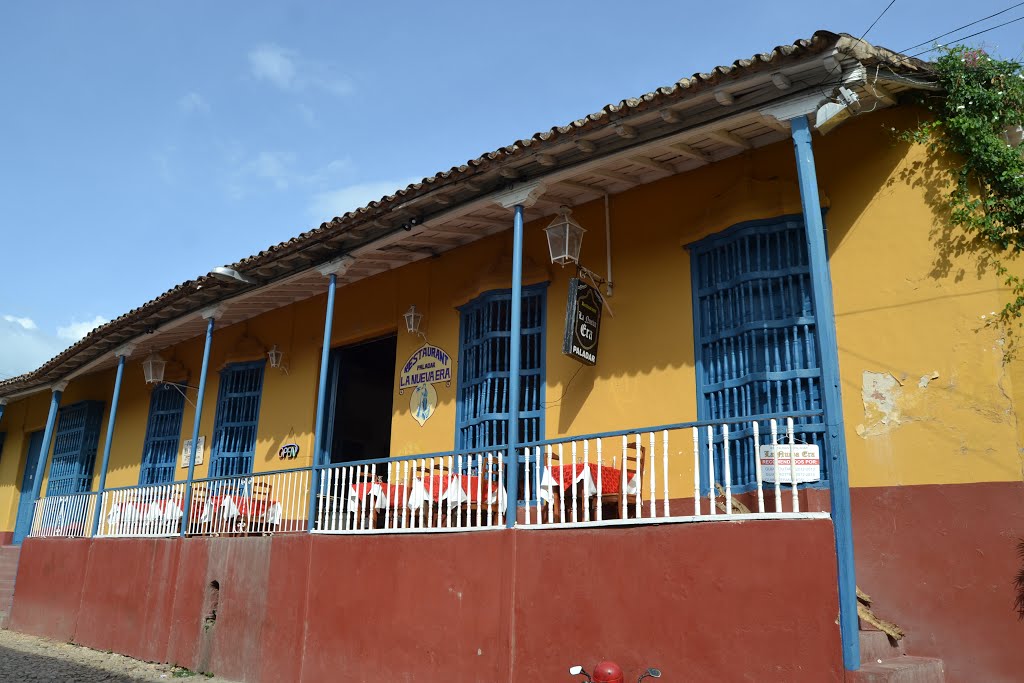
[314,451,506,533]
[521,416,825,528]
[97,483,187,537]
[183,468,311,536]
[29,492,97,538]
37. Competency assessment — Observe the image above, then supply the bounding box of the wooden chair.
[539,447,588,524]
[410,460,451,528]
[243,481,274,534]
[590,442,646,521]
[186,483,209,535]
[457,456,502,528]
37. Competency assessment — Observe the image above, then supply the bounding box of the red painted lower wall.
[851,481,1024,683]
[10,519,843,682]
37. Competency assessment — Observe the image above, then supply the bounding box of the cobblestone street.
[0,630,236,682]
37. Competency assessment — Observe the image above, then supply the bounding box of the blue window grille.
[139,384,185,486]
[47,401,104,496]
[208,361,265,479]
[689,215,827,492]
[457,284,546,451]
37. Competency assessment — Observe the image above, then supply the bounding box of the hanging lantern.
[544,206,586,266]
[403,305,424,335]
[267,345,284,369]
[142,353,167,384]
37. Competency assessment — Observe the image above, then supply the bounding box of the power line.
[900,2,1024,54]
[860,0,898,41]
[908,14,1024,58]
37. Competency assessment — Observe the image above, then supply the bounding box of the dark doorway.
[325,335,397,464]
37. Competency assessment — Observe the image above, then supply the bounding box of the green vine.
[901,46,1024,347]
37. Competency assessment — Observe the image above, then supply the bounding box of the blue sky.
[1,1,1022,378]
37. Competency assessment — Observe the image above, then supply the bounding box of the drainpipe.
[31,382,67,504]
[180,310,219,537]
[789,114,859,670]
[308,260,347,531]
[91,345,134,536]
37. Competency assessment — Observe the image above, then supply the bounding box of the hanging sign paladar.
[399,343,452,426]
[562,277,602,366]
[758,443,821,484]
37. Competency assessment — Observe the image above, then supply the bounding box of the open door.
[325,335,397,464]
[13,431,44,545]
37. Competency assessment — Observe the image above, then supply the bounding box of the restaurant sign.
[562,277,602,366]
[758,444,821,484]
[399,343,453,426]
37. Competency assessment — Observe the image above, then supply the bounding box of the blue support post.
[91,353,127,536]
[308,273,337,531]
[790,114,860,670]
[180,316,216,537]
[505,204,525,528]
[31,387,63,503]
[0,401,5,425]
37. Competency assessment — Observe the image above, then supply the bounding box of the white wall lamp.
[142,353,168,384]
[404,305,425,338]
[267,345,284,369]
[544,206,586,267]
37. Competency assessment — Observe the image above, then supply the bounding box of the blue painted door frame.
[14,431,44,544]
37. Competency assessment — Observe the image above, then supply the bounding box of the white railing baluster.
[446,456,454,529]
[788,417,799,513]
[635,433,642,520]
[558,444,566,524]
[485,453,493,527]
[692,427,700,515]
[620,436,627,520]
[496,451,503,529]
[523,448,531,526]
[723,424,732,516]
[753,421,764,513]
[649,432,656,518]
[582,440,590,523]
[570,441,578,524]
[475,454,483,528]
[534,447,542,525]
[771,419,782,512]
[707,426,716,516]
[595,439,603,522]
[546,445,554,525]
[662,430,670,518]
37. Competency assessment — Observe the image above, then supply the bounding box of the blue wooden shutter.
[457,284,546,450]
[139,384,185,486]
[47,401,104,495]
[209,361,265,479]
[690,216,827,490]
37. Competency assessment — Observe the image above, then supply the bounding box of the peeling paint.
[858,371,902,437]
[918,371,940,389]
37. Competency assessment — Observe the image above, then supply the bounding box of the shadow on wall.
[1015,539,1024,620]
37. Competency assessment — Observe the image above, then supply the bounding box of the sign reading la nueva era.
[562,277,602,366]
[758,444,821,484]
[399,344,452,394]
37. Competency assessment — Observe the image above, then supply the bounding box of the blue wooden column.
[180,313,217,537]
[91,347,132,536]
[31,383,65,503]
[505,204,525,528]
[0,399,6,425]
[308,271,338,531]
[790,114,859,670]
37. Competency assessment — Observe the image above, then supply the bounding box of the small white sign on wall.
[180,436,205,468]
[759,444,820,484]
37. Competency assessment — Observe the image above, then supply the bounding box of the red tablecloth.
[546,463,625,494]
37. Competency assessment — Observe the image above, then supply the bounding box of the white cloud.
[248,44,352,96]
[56,315,109,342]
[178,92,210,114]
[309,177,421,219]
[227,153,352,200]
[3,315,37,330]
[0,316,63,378]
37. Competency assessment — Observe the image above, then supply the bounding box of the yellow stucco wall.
[1,104,1020,532]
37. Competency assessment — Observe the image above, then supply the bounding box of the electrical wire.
[860,0,898,41]
[899,2,1024,54]
[908,13,1024,59]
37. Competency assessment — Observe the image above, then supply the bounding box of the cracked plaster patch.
[857,371,902,437]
